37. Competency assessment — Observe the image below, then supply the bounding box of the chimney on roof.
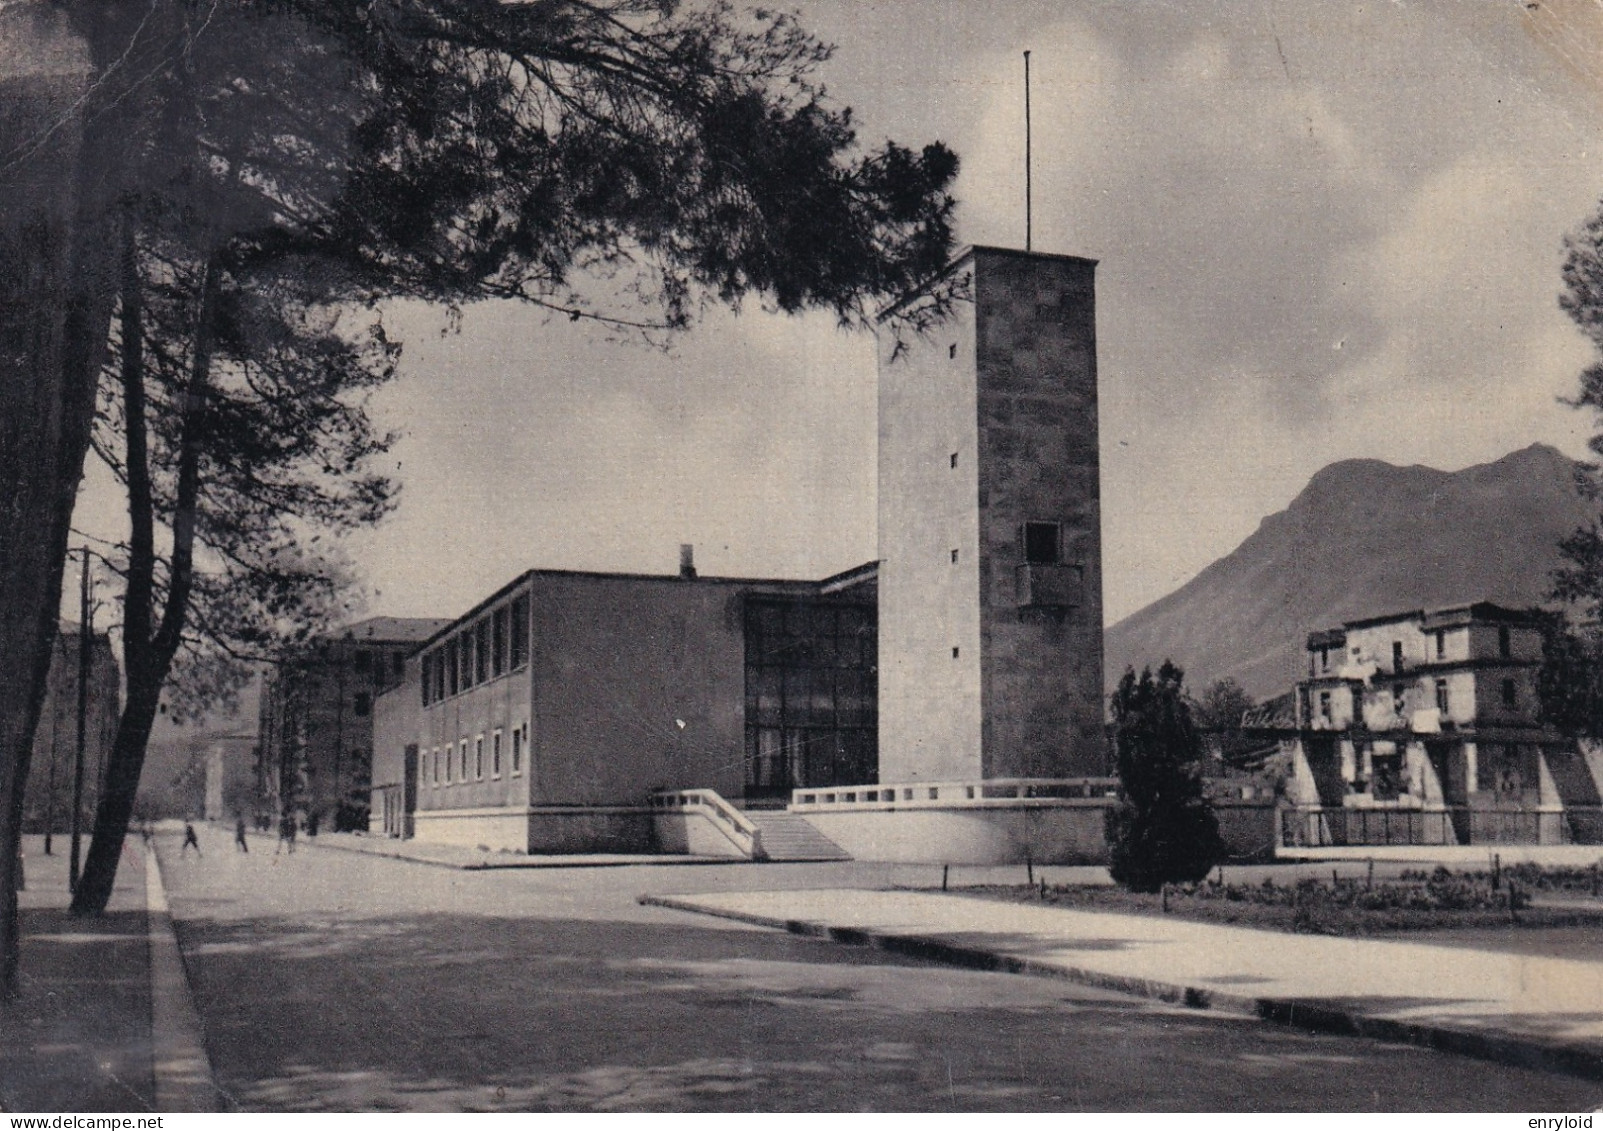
[679,543,696,579]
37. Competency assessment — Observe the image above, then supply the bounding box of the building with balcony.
[1248,602,1600,846]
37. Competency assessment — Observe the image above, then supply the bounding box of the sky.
[71,0,1603,628]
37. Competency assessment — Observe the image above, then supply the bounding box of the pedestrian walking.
[181,821,201,856]
[234,814,249,853]
[275,813,297,854]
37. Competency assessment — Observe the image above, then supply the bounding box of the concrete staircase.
[744,811,851,862]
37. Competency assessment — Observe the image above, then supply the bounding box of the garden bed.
[951,864,1603,937]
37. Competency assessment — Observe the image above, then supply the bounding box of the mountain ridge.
[1104,443,1594,701]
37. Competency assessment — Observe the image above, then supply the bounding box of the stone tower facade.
[877,246,1105,782]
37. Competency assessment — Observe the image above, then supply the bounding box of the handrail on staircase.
[647,789,765,859]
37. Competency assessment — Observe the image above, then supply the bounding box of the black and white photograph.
[6,0,1603,1116]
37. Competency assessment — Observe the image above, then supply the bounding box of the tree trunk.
[0,1,179,982]
[0,3,105,1000]
[71,258,216,916]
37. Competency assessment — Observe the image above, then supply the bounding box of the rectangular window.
[512,726,523,775]
[393,652,405,680]
[1435,679,1449,713]
[1502,678,1518,708]
[475,620,491,683]
[1319,691,1331,721]
[475,735,484,779]
[492,729,502,777]
[1023,522,1061,565]
[1319,646,1329,673]
[353,649,371,673]
[444,745,453,784]
[1393,684,1406,715]
[1392,641,1404,672]
[510,595,529,669]
[463,630,477,688]
[432,748,440,785]
[1499,625,1512,658]
[492,608,507,677]
[421,653,432,707]
[353,692,371,717]
[1435,629,1445,659]
[459,739,468,781]
[446,638,460,696]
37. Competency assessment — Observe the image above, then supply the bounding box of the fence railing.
[1281,806,1603,847]
[790,777,1121,810]
[647,789,764,858]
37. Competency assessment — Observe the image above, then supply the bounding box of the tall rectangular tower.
[877,246,1105,782]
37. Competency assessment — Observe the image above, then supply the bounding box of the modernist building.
[257,616,450,831]
[365,247,1119,861]
[1250,602,1597,845]
[23,622,120,836]
[369,555,876,851]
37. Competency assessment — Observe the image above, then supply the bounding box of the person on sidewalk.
[181,821,201,856]
[275,813,297,855]
[234,814,249,853]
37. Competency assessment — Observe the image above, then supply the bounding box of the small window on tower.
[1023,522,1061,565]
[948,343,957,359]
[950,452,958,468]
[352,692,371,717]
[1499,625,1512,658]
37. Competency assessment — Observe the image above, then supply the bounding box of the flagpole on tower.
[1024,49,1032,252]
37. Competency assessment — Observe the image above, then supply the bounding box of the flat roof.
[876,244,1100,323]
[419,562,880,650]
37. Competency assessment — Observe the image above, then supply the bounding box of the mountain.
[1104,444,1596,701]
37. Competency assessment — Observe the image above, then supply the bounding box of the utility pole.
[69,548,91,892]
[43,678,60,856]
[1024,49,1033,252]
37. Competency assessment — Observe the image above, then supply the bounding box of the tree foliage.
[1105,662,1225,892]
[47,0,960,917]
[1188,677,1256,768]
[1553,202,1603,622]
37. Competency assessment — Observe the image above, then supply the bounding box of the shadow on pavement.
[1,908,155,1113]
[166,907,1603,1113]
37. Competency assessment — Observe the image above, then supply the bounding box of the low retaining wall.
[796,801,1114,865]
[791,795,1280,866]
[651,810,751,858]
[1212,800,1280,862]
[412,806,656,854]
[412,808,531,853]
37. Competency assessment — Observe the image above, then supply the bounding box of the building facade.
[257,616,450,831]
[1254,602,1597,845]
[370,560,877,851]
[877,246,1105,783]
[23,623,119,836]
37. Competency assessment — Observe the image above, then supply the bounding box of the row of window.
[421,594,531,706]
[428,723,528,786]
[1313,677,1520,723]
[1312,626,1516,677]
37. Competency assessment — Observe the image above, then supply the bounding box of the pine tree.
[1105,662,1225,892]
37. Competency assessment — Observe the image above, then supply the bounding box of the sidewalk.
[1279,844,1603,867]
[1,836,155,1112]
[641,886,1603,1080]
[268,829,741,870]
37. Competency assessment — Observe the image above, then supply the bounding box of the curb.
[144,845,224,1112]
[291,835,749,871]
[638,893,1603,1083]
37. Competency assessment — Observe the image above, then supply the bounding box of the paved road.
[154,830,1603,1112]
